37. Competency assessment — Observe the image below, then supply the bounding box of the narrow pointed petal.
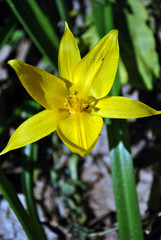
[72,30,119,99]
[57,112,103,156]
[93,96,161,118]
[58,22,81,84]
[8,60,69,110]
[0,109,69,155]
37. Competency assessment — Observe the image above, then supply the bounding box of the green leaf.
[128,0,159,88]
[21,144,46,240]
[6,0,59,68]
[116,0,160,89]
[0,168,40,240]
[0,15,18,49]
[9,29,25,45]
[106,70,143,240]
[107,119,143,240]
[91,0,113,38]
[55,0,71,24]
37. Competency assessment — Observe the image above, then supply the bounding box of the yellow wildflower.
[1,23,160,156]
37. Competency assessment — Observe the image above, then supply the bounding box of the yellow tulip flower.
[1,23,160,156]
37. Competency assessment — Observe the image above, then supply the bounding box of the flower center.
[64,91,89,113]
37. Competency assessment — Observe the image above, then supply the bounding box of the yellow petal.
[71,30,119,99]
[57,112,103,156]
[58,22,81,85]
[93,96,161,118]
[0,109,69,155]
[8,60,69,110]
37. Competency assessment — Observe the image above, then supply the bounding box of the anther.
[67,95,72,100]
[64,102,69,107]
[83,103,89,109]
[74,91,78,95]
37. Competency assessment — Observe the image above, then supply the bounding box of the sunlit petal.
[58,22,81,85]
[8,60,69,109]
[57,112,103,156]
[0,109,69,155]
[93,96,161,118]
[71,30,119,99]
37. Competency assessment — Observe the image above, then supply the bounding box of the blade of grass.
[0,168,39,240]
[91,1,144,239]
[21,144,47,240]
[6,0,59,68]
[55,0,71,24]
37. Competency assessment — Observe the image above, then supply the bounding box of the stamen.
[64,91,90,113]
[64,102,69,107]
[83,103,89,109]
[67,95,72,100]
[74,91,78,95]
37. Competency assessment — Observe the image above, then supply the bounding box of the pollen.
[64,91,89,113]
